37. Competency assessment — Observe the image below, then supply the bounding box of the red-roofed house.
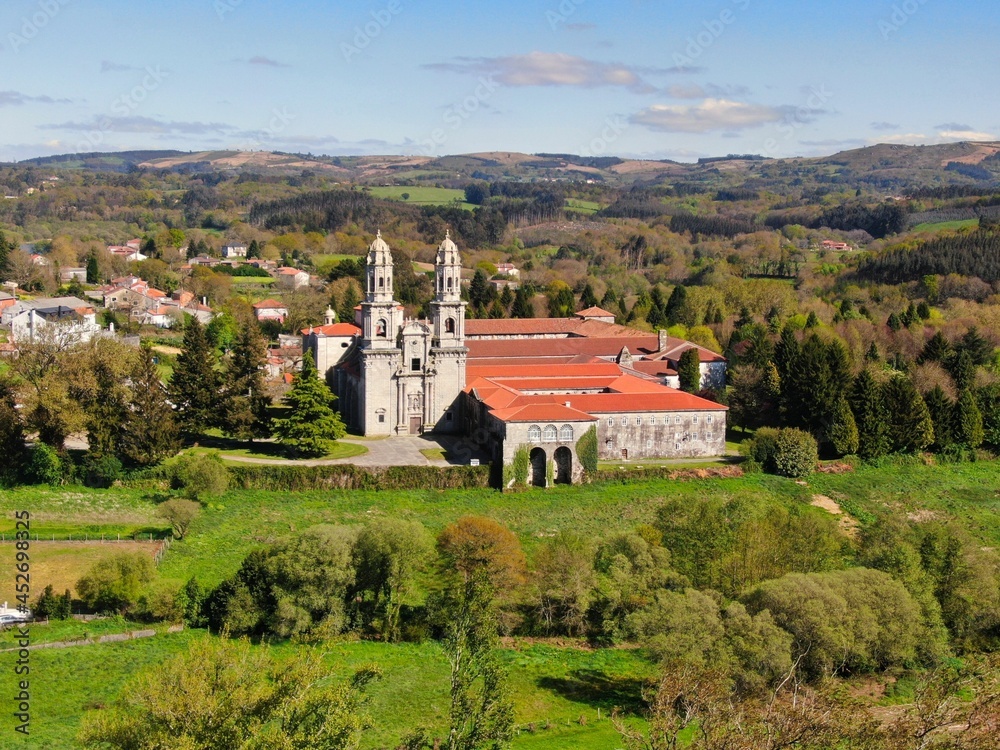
[302,307,362,374]
[276,267,310,289]
[253,298,289,323]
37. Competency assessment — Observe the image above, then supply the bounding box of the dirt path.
[811,494,860,538]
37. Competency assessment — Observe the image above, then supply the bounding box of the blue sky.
[0,0,996,162]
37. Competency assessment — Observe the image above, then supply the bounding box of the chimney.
[564,401,571,408]
[658,329,667,353]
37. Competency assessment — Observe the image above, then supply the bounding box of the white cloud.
[630,99,794,133]
[664,84,706,99]
[0,91,71,107]
[425,52,661,93]
[939,129,997,141]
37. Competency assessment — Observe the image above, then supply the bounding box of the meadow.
[2,460,1000,748]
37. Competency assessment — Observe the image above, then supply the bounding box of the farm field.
[364,185,477,210]
[910,218,980,232]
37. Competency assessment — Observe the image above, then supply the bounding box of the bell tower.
[359,231,403,435]
[429,231,467,433]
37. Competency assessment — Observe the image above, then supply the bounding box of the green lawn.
[229,276,275,286]
[185,437,368,462]
[564,199,602,215]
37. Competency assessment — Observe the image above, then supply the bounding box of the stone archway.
[554,446,572,485]
[529,447,547,487]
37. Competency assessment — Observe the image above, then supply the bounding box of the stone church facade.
[326,232,467,436]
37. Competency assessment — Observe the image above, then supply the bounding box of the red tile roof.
[575,306,615,318]
[466,337,660,360]
[490,403,596,423]
[253,298,287,309]
[302,323,361,336]
[465,318,582,336]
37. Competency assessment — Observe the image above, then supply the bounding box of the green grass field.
[365,186,477,210]
[3,461,1000,748]
[910,218,980,233]
[564,199,602,215]
[229,276,276,286]
[185,437,368,462]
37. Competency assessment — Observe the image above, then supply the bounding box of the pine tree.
[168,318,222,435]
[956,326,993,366]
[887,313,902,331]
[956,390,984,449]
[469,270,491,311]
[664,284,688,327]
[924,386,955,450]
[677,348,701,393]
[122,346,180,466]
[774,325,801,382]
[221,322,272,441]
[246,239,261,259]
[498,285,513,312]
[600,288,617,309]
[850,369,890,459]
[0,230,14,279]
[0,380,27,483]
[805,311,820,329]
[141,237,159,260]
[917,301,931,320]
[883,376,934,453]
[919,331,953,364]
[948,349,976,392]
[781,335,846,441]
[487,299,506,319]
[86,251,100,284]
[864,342,880,363]
[510,286,533,319]
[580,283,598,309]
[338,280,361,328]
[829,396,859,456]
[273,351,345,457]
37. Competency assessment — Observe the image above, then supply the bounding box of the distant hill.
[10,141,1000,191]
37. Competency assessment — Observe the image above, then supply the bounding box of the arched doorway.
[554,446,572,485]
[529,447,547,487]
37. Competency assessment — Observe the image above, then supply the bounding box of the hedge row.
[589,465,744,483]
[226,463,492,491]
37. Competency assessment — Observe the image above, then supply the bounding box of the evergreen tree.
[826,339,852,394]
[948,349,976,392]
[677,348,701,393]
[141,237,159,260]
[0,230,14,279]
[246,239,261,259]
[86,251,100,284]
[600,288,617,309]
[168,318,222,435]
[338,280,361,328]
[956,326,993,366]
[510,286,533,318]
[0,380,27,484]
[580,283,598,309]
[273,351,345,457]
[804,311,820,329]
[829,396,859,456]
[955,390,984,449]
[917,301,931,320]
[887,313,902,332]
[864,342,880,363]
[781,335,846,442]
[975,385,1000,447]
[664,284,688,327]
[498,284,513,312]
[850,370,890,460]
[469,270,491,311]
[487,299,506,319]
[122,346,180,466]
[221,322,272,441]
[774,325,801,382]
[924,386,955,450]
[883,376,934,453]
[919,331,952,364]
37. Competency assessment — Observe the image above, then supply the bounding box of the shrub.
[83,453,124,488]
[576,426,598,474]
[76,552,156,615]
[174,452,229,500]
[505,445,530,489]
[741,427,817,478]
[226,463,490,491]
[24,443,62,485]
[33,585,72,620]
[156,498,201,540]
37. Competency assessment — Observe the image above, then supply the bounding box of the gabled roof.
[277,266,307,275]
[303,323,362,337]
[575,306,616,318]
[490,403,596,423]
[253,298,287,309]
[466,336,661,360]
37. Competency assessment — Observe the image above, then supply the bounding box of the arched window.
[528,425,541,443]
[559,424,573,442]
[543,424,557,442]
[376,319,387,338]
[378,276,384,289]
[447,276,453,289]
[445,318,455,334]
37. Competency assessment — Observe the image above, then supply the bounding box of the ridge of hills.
[10,141,1000,191]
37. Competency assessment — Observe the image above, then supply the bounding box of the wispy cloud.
[872,133,929,144]
[41,116,235,135]
[801,138,867,148]
[248,55,290,67]
[935,121,972,131]
[425,52,669,93]
[0,91,71,107]
[939,129,997,142]
[100,60,141,73]
[631,99,818,134]
[870,121,900,131]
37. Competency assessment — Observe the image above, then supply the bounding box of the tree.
[664,284,688,327]
[580,283,598,309]
[0,380,27,484]
[828,395,859,456]
[273,351,346,457]
[545,280,575,318]
[338,279,361,327]
[956,389,985,449]
[85,250,100,284]
[156,498,201,540]
[949,349,977,392]
[727,364,780,433]
[920,330,953,365]
[926,386,957,451]
[121,345,180,467]
[221,322,272,441]
[469,269,493,311]
[0,230,14,279]
[76,552,156,615]
[532,532,596,636]
[850,369,890,460]
[351,519,432,641]
[781,335,849,444]
[677,348,701,393]
[168,317,222,435]
[510,286,533,318]
[175,452,230,501]
[246,239,261,259]
[883,376,934,453]
[436,517,521,750]
[78,635,381,750]
[957,326,994,366]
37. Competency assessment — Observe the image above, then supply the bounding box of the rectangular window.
[636,416,642,425]
[692,416,699,425]
[707,415,714,424]
[378,414,385,423]
[621,417,628,426]
[674,416,682,425]
[706,432,713,440]
[649,416,656,425]
[692,433,699,440]
[646,439,653,448]
[608,417,614,427]
[410,358,421,372]
[446,412,453,422]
